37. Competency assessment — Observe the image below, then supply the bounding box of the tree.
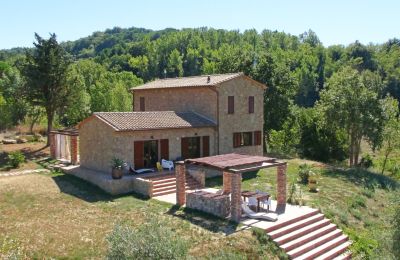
[379,97,400,174]
[21,33,71,145]
[167,49,183,77]
[317,67,385,166]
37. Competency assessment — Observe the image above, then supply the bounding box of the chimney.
[207,75,211,83]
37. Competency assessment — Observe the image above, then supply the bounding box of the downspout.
[209,86,220,155]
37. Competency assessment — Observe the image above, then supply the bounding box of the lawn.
[206,158,400,259]
[0,172,282,259]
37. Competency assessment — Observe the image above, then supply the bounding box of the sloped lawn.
[206,158,400,259]
[0,172,282,259]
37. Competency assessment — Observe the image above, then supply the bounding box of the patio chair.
[248,196,258,210]
[161,159,174,170]
[241,203,278,222]
[256,190,271,211]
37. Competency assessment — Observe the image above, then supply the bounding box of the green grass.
[0,171,280,259]
[206,158,399,259]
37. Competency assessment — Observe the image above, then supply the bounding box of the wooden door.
[134,141,144,169]
[160,139,169,160]
[202,136,210,157]
[181,137,189,159]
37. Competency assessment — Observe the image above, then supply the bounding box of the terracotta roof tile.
[94,111,216,131]
[131,73,243,90]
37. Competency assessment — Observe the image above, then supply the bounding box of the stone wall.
[133,178,153,197]
[186,191,230,218]
[217,76,264,155]
[133,87,218,121]
[186,165,205,187]
[79,116,217,173]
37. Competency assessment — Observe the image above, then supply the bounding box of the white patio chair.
[241,203,278,221]
[161,159,174,170]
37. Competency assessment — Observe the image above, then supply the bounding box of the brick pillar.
[223,171,232,194]
[277,164,287,206]
[230,172,242,222]
[49,132,56,159]
[70,135,78,165]
[175,162,186,206]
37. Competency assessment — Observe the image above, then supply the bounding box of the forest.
[1,26,400,172]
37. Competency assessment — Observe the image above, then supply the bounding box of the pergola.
[175,153,287,222]
[49,128,79,165]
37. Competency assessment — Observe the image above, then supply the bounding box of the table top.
[241,190,269,200]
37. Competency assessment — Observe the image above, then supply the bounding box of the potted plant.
[308,173,318,192]
[111,157,124,179]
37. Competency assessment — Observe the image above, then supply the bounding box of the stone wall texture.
[277,164,287,205]
[175,162,186,206]
[217,77,264,156]
[230,172,242,222]
[79,116,216,173]
[186,191,230,218]
[133,87,218,121]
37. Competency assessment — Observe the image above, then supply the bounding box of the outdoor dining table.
[241,190,270,212]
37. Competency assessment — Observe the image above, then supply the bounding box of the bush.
[297,164,315,184]
[7,151,25,168]
[287,182,305,205]
[359,154,373,168]
[106,219,189,260]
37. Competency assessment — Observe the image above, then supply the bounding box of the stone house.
[77,72,266,173]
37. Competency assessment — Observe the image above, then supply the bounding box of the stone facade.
[79,116,216,173]
[186,191,230,218]
[223,171,232,194]
[133,87,218,121]
[70,135,79,165]
[186,165,205,187]
[217,77,264,155]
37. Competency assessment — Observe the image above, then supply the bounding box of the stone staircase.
[149,173,203,197]
[265,209,352,260]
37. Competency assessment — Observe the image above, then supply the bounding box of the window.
[249,96,254,113]
[139,97,145,111]
[228,96,234,114]
[254,131,262,146]
[233,132,253,147]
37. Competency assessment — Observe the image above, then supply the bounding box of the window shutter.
[202,136,210,157]
[139,97,145,111]
[134,141,144,169]
[254,131,262,146]
[233,133,241,148]
[249,96,254,113]
[228,96,234,114]
[160,139,169,160]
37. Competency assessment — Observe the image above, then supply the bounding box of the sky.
[1,0,399,49]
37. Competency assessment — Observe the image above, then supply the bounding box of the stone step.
[152,189,177,197]
[293,235,349,260]
[332,251,352,260]
[287,229,343,258]
[274,219,331,245]
[265,209,320,232]
[281,223,337,251]
[151,177,176,183]
[152,179,177,188]
[314,241,352,260]
[268,213,325,239]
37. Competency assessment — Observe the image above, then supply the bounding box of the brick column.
[230,172,242,222]
[223,171,232,194]
[277,164,287,206]
[49,132,56,159]
[175,162,186,206]
[70,135,78,165]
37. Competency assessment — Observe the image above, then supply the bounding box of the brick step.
[274,219,331,245]
[151,177,176,183]
[152,189,177,197]
[153,184,202,194]
[293,235,348,260]
[265,209,320,232]
[268,213,325,239]
[332,251,352,260]
[144,173,175,180]
[281,223,337,251]
[152,180,177,188]
[314,241,351,260]
[287,229,343,258]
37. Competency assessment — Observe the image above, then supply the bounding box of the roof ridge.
[149,72,243,82]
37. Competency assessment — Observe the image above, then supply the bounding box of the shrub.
[359,154,373,168]
[106,219,189,260]
[7,151,25,168]
[287,182,305,205]
[297,164,315,184]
